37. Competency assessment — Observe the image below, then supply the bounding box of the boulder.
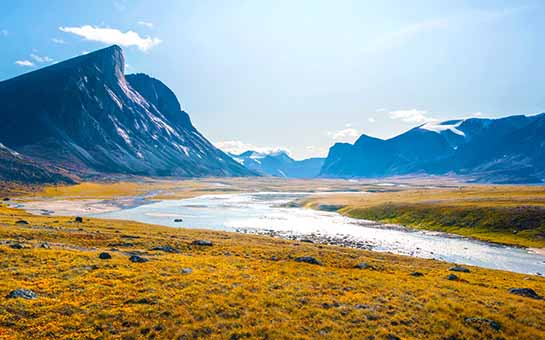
[75,216,83,223]
[464,317,501,331]
[447,274,458,281]
[6,289,37,299]
[99,252,112,260]
[449,266,470,273]
[192,240,213,246]
[129,255,149,263]
[151,245,180,253]
[354,262,373,270]
[508,288,542,299]
[294,256,322,265]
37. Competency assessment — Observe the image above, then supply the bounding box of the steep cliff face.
[0,45,253,179]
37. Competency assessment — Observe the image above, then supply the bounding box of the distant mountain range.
[1,45,544,184]
[0,45,252,182]
[321,114,545,183]
[230,150,324,178]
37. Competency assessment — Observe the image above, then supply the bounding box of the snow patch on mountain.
[420,120,465,136]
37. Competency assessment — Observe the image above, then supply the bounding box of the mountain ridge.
[320,114,545,183]
[0,45,253,181]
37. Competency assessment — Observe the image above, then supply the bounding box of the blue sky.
[1,0,545,159]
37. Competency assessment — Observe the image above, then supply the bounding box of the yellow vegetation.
[0,201,544,339]
[304,185,545,248]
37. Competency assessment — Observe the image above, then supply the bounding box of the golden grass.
[303,186,545,248]
[0,202,544,339]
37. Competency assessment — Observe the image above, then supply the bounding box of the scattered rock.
[3,197,10,201]
[75,216,83,223]
[39,243,50,249]
[108,242,135,247]
[174,218,183,222]
[447,274,458,281]
[181,267,193,274]
[386,335,401,340]
[449,266,470,273]
[464,317,501,331]
[129,255,149,263]
[15,220,29,225]
[294,256,322,265]
[508,288,542,299]
[354,262,373,270]
[410,271,424,277]
[99,252,112,260]
[151,245,180,253]
[271,255,278,261]
[9,243,24,249]
[6,289,37,299]
[120,235,141,239]
[192,240,213,246]
[300,239,314,243]
[126,298,157,305]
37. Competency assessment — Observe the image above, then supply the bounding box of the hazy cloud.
[15,60,34,67]
[59,25,161,52]
[0,29,8,36]
[138,21,153,28]
[388,109,434,123]
[215,140,290,156]
[327,127,361,142]
[368,117,376,123]
[51,37,66,44]
[30,53,53,63]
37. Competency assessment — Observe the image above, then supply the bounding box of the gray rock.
[99,252,112,260]
[294,256,322,265]
[181,268,193,274]
[386,335,401,340]
[354,262,373,270]
[410,271,424,277]
[449,266,470,273]
[75,216,83,223]
[15,220,29,225]
[464,317,501,331]
[129,255,149,263]
[192,240,213,246]
[9,243,24,249]
[39,243,50,249]
[151,245,180,253]
[508,288,542,299]
[447,274,458,281]
[6,289,37,299]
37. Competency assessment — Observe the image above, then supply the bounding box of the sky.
[1,0,545,159]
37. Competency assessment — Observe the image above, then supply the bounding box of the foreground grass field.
[304,185,545,249]
[0,200,544,339]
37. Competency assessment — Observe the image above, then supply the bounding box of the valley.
[1,178,544,339]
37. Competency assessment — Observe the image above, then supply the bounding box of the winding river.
[93,192,545,275]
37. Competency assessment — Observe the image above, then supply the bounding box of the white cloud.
[51,38,66,44]
[214,140,290,156]
[30,53,53,63]
[368,117,376,123]
[388,109,434,124]
[15,60,34,67]
[0,29,8,36]
[138,21,153,28]
[327,127,361,142]
[59,25,161,52]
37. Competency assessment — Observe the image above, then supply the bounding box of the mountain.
[0,143,73,183]
[0,45,252,181]
[230,151,324,178]
[321,114,545,183]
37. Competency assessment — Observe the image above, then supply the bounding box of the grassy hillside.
[0,202,544,339]
[304,186,545,248]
